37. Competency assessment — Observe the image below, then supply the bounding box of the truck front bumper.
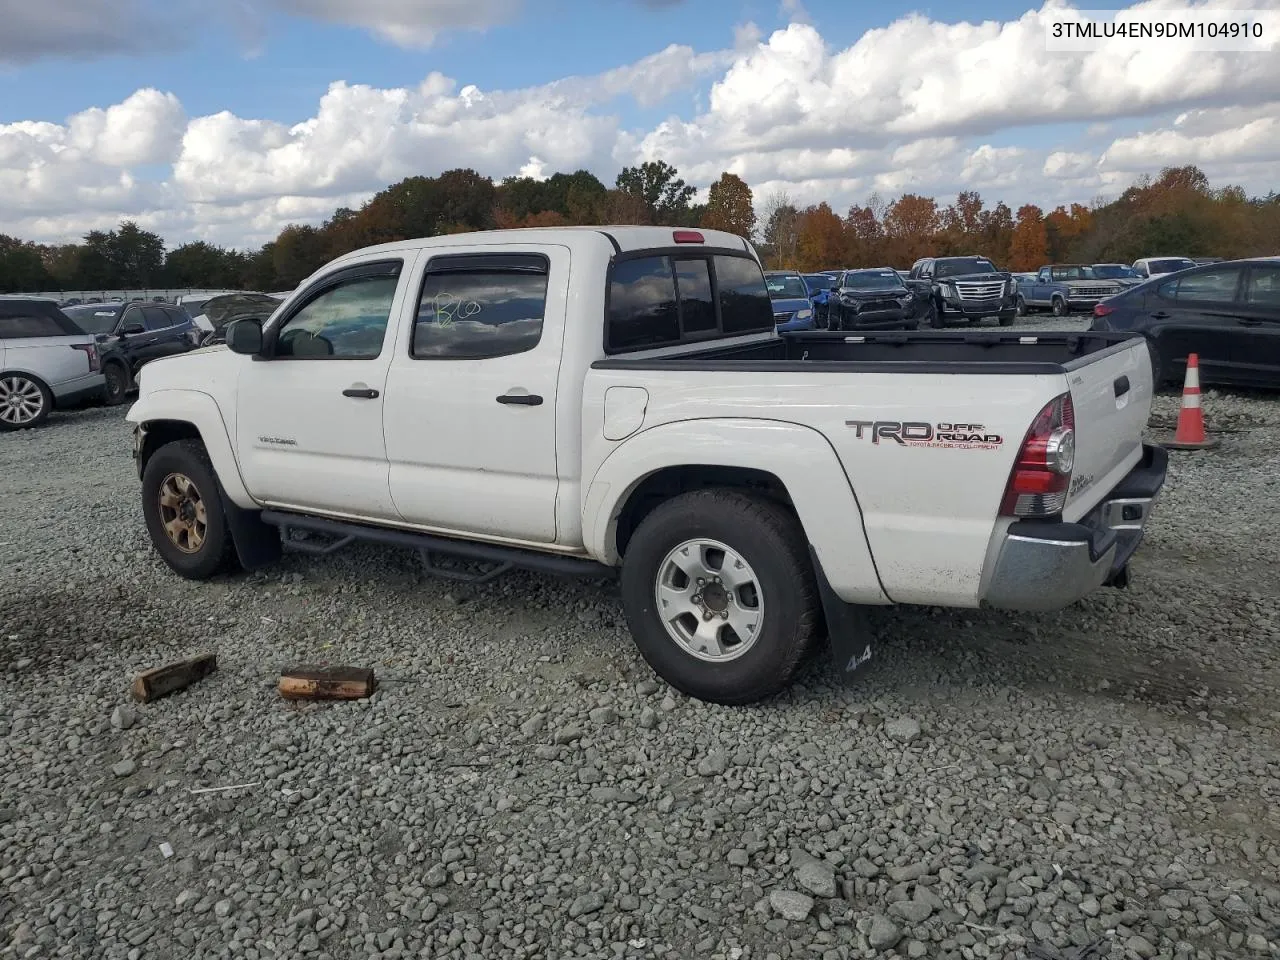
[983,443,1168,611]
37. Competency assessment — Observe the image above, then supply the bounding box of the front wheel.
[1051,297,1066,317]
[103,363,130,406]
[141,439,237,579]
[1015,295,1027,317]
[0,374,52,431]
[927,301,945,328]
[620,489,819,705]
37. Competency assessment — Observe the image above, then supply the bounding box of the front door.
[382,246,568,543]
[235,255,415,520]
[1234,263,1280,387]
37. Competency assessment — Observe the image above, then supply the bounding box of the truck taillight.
[1000,393,1075,518]
[70,343,100,372]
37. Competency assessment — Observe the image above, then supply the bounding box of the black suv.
[905,256,1017,327]
[62,301,200,404]
[826,267,920,330]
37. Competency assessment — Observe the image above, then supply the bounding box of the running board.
[260,510,612,581]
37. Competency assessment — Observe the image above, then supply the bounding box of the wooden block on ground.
[278,666,376,701]
[131,652,217,703]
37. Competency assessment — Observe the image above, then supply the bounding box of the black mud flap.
[217,484,282,571]
[808,546,876,682]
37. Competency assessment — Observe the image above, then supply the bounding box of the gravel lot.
[2,314,1278,960]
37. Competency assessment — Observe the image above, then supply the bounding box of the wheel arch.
[128,390,254,508]
[583,418,889,605]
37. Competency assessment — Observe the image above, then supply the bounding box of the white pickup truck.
[127,226,1167,704]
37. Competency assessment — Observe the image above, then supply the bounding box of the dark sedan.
[63,301,200,404]
[1090,258,1280,388]
[826,267,919,331]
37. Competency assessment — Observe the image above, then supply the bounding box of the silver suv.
[0,298,105,430]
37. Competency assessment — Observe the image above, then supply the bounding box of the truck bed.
[592,329,1142,374]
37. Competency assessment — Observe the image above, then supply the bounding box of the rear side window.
[142,307,172,331]
[1245,266,1280,306]
[414,254,548,360]
[0,314,64,338]
[1171,269,1241,302]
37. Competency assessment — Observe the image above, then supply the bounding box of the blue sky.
[2,0,1038,126]
[1,0,1276,246]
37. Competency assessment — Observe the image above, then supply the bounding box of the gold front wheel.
[157,472,208,554]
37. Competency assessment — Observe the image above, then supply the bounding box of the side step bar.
[260,510,613,582]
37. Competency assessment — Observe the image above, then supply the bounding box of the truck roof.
[328,225,754,264]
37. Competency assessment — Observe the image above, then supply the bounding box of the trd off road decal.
[845,420,1004,450]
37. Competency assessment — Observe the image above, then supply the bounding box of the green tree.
[0,235,55,293]
[615,161,696,225]
[701,172,756,238]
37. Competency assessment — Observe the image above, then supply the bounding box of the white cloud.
[264,0,520,47]
[4,0,1280,247]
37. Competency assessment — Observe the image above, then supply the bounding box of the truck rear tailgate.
[1061,337,1153,522]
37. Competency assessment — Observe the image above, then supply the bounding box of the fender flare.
[126,389,255,509]
[583,418,889,605]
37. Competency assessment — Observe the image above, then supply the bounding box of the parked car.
[802,273,837,324]
[1016,265,1127,317]
[1191,257,1224,266]
[1132,257,1196,280]
[1091,258,1280,388]
[176,291,242,333]
[192,293,283,346]
[127,226,1165,705]
[0,297,104,429]
[826,267,919,330]
[764,271,817,331]
[1091,264,1143,287]
[63,301,200,405]
[905,256,1017,327]
[895,270,910,284]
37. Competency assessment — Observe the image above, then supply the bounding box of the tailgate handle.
[1113,375,1130,398]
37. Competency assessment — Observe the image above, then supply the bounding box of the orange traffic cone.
[1164,353,1219,450]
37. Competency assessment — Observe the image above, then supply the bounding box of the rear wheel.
[141,439,237,579]
[103,362,130,406]
[620,489,819,705]
[0,374,52,431]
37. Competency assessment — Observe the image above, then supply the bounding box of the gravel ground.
[2,316,1278,960]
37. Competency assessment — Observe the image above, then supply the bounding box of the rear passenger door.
[141,306,188,362]
[382,246,569,543]
[1148,267,1242,382]
[1233,264,1280,386]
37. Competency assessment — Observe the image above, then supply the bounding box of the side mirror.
[226,319,264,356]
[121,323,145,336]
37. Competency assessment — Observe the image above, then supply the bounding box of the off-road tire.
[620,489,819,705]
[141,439,237,580]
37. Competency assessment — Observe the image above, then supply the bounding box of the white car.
[127,227,1166,704]
[0,298,104,430]
[1131,257,1196,280]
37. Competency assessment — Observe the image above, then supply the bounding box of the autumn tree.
[796,203,846,271]
[701,172,755,238]
[844,202,884,266]
[938,190,985,256]
[1008,205,1049,271]
[977,201,1015,265]
[882,194,939,265]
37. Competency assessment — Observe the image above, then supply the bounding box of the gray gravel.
[2,318,1278,959]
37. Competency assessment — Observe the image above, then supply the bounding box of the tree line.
[2,163,1276,294]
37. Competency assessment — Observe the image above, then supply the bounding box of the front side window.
[414,255,548,360]
[1172,269,1241,303]
[607,256,680,351]
[121,308,145,332]
[1244,266,1280,306]
[276,270,400,358]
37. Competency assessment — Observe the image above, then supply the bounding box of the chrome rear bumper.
[984,444,1168,611]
